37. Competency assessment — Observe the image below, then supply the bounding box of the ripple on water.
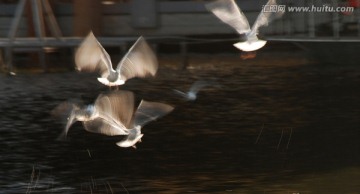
[0,55,359,193]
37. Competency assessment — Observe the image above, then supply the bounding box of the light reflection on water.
[0,54,359,193]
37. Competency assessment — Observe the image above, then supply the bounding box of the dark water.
[0,54,359,193]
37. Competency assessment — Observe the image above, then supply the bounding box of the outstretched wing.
[51,100,81,140]
[251,0,285,34]
[172,89,188,98]
[116,36,158,82]
[58,112,77,140]
[188,80,215,94]
[83,118,129,136]
[51,100,80,121]
[206,0,251,34]
[133,100,174,128]
[75,31,112,78]
[94,90,135,129]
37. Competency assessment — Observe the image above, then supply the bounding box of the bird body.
[116,100,174,148]
[233,39,267,52]
[206,0,284,51]
[97,77,124,86]
[116,125,143,149]
[75,32,158,86]
[73,105,98,121]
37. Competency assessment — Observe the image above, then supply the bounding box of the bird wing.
[51,99,81,121]
[206,0,251,34]
[75,32,112,78]
[188,80,213,94]
[251,0,285,34]
[132,100,174,127]
[94,90,135,129]
[83,118,129,136]
[57,112,77,140]
[173,89,189,98]
[116,36,158,82]
[51,100,81,140]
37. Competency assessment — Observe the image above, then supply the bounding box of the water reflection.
[0,54,359,193]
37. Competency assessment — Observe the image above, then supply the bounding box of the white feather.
[75,33,158,86]
[206,0,251,34]
[206,0,285,51]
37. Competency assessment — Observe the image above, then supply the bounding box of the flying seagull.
[75,32,158,86]
[52,91,174,148]
[206,0,285,51]
[173,80,219,101]
[52,91,135,140]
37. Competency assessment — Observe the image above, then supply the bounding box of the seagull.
[173,80,219,101]
[206,0,285,51]
[52,91,135,140]
[75,32,158,86]
[52,91,174,148]
[117,100,174,148]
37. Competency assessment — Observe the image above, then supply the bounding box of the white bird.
[52,91,135,140]
[52,91,174,148]
[206,0,285,51]
[173,80,218,101]
[75,32,158,86]
[117,100,175,148]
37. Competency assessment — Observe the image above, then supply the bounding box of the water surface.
[0,54,359,193]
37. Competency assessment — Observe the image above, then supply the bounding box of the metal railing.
[1,0,360,72]
[267,0,360,41]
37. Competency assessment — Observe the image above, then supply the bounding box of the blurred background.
[1,0,360,71]
[0,1,359,193]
